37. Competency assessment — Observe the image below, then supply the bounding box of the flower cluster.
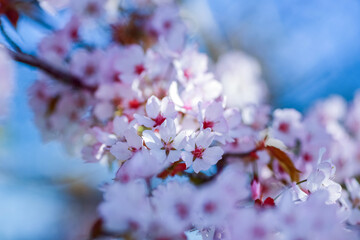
[2,0,359,239]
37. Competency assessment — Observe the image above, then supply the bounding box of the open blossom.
[174,48,209,85]
[151,181,195,237]
[99,181,152,235]
[135,95,177,128]
[71,0,105,20]
[71,49,105,86]
[343,178,360,225]
[305,149,342,204]
[114,45,146,84]
[110,127,142,162]
[182,129,224,173]
[275,191,356,240]
[94,82,144,121]
[228,209,274,240]
[216,51,268,108]
[170,78,223,113]
[142,119,186,163]
[150,4,186,52]
[270,108,304,147]
[115,148,169,182]
[198,101,229,144]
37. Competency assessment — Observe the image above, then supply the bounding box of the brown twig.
[7,49,96,92]
[0,19,22,53]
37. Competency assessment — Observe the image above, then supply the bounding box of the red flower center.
[203,120,214,130]
[303,152,313,162]
[183,68,192,80]
[153,114,166,127]
[175,202,189,220]
[85,64,96,77]
[113,71,122,82]
[128,99,141,109]
[192,147,205,159]
[163,20,172,30]
[278,122,290,133]
[203,201,217,214]
[86,2,99,15]
[135,64,145,75]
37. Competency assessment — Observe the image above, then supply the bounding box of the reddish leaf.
[254,197,275,208]
[5,8,19,28]
[254,199,262,207]
[90,218,104,239]
[266,146,301,182]
[170,162,186,176]
[0,0,20,28]
[263,197,275,207]
[157,161,187,179]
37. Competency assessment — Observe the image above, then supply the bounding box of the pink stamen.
[203,201,217,214]
[153,114,166,127]
[303,153,313,162]
[183,69,192,80]
[203,120,214,130]
[128,99,141,109]
[163,20,172,30]
[175,203,189,220]
[135,64,145,75]
[192,147,205,159]
[278,122,290,133]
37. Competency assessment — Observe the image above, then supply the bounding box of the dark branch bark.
[7,49,96,92]
[0,20,22,53]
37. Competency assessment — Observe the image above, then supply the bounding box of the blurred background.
[1,0,360,239]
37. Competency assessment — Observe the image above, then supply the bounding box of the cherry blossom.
[305,149,342,204]
[142,119,186,163]
[182,129,224,173]
[135,95,177,128]
[198,101,229,144]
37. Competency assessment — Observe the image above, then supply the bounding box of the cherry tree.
[1,0,360,239]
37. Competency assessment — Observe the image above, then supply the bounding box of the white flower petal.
[142,130,162,149]
[173,131,187,149]
[205,101,224,122]
[167,150,182,163]
[192,159,212,173]
[110,142,132,160]
[203,146,224,165]
[124,128,142,149]
[134,114,156,128]
[196,129,214,148]
[146,95,161,119]
[182,151,193,168]
[159,119,176,143]
[161,97,177,118]
[151,149,167,163]
[113,116,129,136]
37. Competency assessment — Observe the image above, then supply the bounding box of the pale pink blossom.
[134,95,177,128]
[198,101,229,144]
[142,119,186,163]
[182,129,224,173]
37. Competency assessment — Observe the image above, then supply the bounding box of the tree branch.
[7,49,96,92]
[0,19,23,53]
